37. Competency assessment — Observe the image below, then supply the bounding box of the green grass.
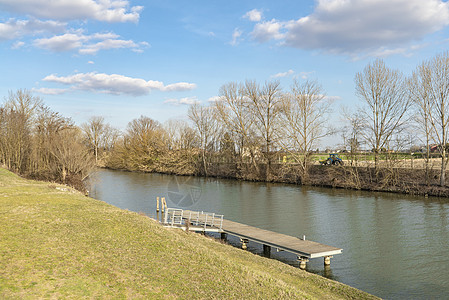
[0,168,378,299]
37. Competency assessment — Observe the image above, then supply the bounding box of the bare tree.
[163,119,195,150]
[214,82,259,172]
[341,108,364,166]
[32,105,73,175]
[81,116,117,163]
[0,90,94,190]
[355,59,410,169]
[245,80,282,180]
[338,108,366,188]
[409,65,434,185]
[124,115,166,171]
[49,127,95,186]
[188,103,219,176]
[4,89,42,121]
[178,124,198,150]
[278,79,332,182]
[411,52,449,186]
[0,89,42,172]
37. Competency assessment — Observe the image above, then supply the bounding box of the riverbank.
[106,159,449,198]
[306,164,449,197]
[0,168,377,299]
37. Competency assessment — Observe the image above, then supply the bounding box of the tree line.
[2,52,449,191]
[350,53,449,187]
[0,90,119,191]
[0,90,93,191]
[101,78,333,184]
[105,52,449,187]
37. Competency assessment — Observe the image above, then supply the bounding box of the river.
[88,169,449,299]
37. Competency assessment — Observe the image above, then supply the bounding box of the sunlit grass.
[0,168,378,299]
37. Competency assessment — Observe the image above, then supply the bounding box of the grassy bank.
[0,168,378,299]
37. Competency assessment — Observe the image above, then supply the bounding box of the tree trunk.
[300,151,309,184]
[249,149,260,176]
[265,152,271,181]
[202,149,208,177]
[425,143,430,186]
[62,166,67,183]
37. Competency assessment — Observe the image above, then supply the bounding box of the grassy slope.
[0,168,378,299]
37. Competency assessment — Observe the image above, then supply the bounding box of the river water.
[88,169,449,299]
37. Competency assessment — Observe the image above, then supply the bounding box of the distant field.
[0,168,378,299]
[274,153,444,169]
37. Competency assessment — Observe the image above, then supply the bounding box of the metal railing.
[163,208,184,226]
[163,208,224,231]
[185,210,224,231]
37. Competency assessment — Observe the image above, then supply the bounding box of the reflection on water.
[88,169,449,299]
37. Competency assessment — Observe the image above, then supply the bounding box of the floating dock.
[159,207,342,269]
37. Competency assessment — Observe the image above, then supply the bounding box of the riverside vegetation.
[3,53,449,198]
[0,168,378,299]
[103,52,449,197]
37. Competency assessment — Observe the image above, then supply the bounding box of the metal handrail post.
[163,209,168,224]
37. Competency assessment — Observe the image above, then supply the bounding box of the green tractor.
[320,153,344,166]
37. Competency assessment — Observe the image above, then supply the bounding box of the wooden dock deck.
[221,219,342,260]
[160,207,342,268]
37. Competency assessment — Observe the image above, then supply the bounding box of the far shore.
[101,159,449,198]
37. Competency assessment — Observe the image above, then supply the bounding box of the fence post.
[161,197,167,213]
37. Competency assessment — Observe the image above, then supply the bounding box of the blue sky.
[1,0,449,138]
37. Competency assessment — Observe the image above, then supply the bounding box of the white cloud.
[11,41,25,49]
[33,30,148,54]
[324,95,342,102]
[271,70,315,80]
[32,87,67,95]
[251,19,285,42]
[88,60,94,64]
[271,70,294,78]
[164,82,197,92]
[230,28,243,46]
[207,96,222,103]
[0,0,143,23]
[34,32,84,51]
[297,71,315,79]
[243,9,263,22]
[352,44,427,60]
[42,72,196,96]
[78,39,145,55]
[250,0,449,55]
[0,18,66,41]
[164,97,199,106]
